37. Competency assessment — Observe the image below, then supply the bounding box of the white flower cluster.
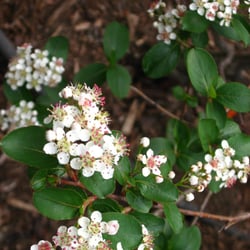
[0,100,40,131]
[148,1,187,44]
[186,140,250,201]
[137,224,154,250]
[43,84,129,180]
[189,0,241,26]
[5,43,65,92]
[138,137,167,183]
[30,210,120,250]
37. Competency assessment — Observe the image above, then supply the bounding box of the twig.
[191,191,213,225]
[7,197,38,214]
[130,85,181,121]
[179,208,250,229]
[59,178,85,189]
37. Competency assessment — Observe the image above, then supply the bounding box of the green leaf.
[114,156,131,185]
[208,172,222,193]
[102,212,142,249]
[73,63,107,86]
[182,11,209,33]
[33,186,85,220]
[91,198,122,213]
[45,36,69,61]
[142,42,181,79]
[3,81,34,105]
[198,119,219,151]
[220,120,241,138]
[176,150,204,171]
[216,82,250,112]
[106,64,131,98]
[206,101,227,129]
[103,21,129,62]
[150,137,176,167]
[31,169,48,190]
[79,172,115,198]
[191,31,209,48]
[126,188,152,213]
[36,78,67,106]
[231,18,250,46]
[228,133,250,158]
[0,126,58,168]
[212,22,241,42]
[187,48,218,96]
[167,226,201,250]
[172,86,198,107]
[164,203,183,234]
[137,176,178,203]
[131,211,165,236]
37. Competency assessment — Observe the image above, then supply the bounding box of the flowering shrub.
[0,1,250,249]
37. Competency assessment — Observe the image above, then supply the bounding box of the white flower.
[57,151,70,164]
[168,170,175,179]
[43,142,58,154]
[105,220,120,235]
[117,242,124,250]
[140,137,150,147]
[138,149,167,179]
[185,192,195,202]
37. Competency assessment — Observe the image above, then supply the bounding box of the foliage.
[0,1,250,249]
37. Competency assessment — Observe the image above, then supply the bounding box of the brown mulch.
[0,1,250,249]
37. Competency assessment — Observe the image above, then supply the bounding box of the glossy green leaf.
[131,211,165,236]
[91,198,122,213]
[0,126,58,168]
[232,18,250,46]
[3,81,34,105]
[73,63,107,86]
[106,64,131,98]
[206,101,227,129]
[212,22,241,42]
[143,42,181,78]
[208,172,222,193]
[187,48,218,96]
[216,82,250,112]
[33,187,85,220]
[182,11,209,33]
[164,202,183,234]
[36,78,67,106]
[114,156,131,185]
[228,133,250,158]
[191,31,209,48]
[167,226,201,250]
[150,137,176,167]
[176,150,204,171]
[79,172,115,198]
[31,169,48,190]
[198,119,219,151]
[103,21,129,62]
[220,120,241,138]
[137,176,178,203]
[126,188,152,213]
[45,36,69,61]
[102,212,142,249]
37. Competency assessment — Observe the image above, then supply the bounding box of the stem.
[130,85,181,121]
[60,178,85,189]
[179,208,250,228]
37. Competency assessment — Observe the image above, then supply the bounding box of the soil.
[0,1,250,249]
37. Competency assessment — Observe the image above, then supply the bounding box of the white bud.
[168,171,176,179]
[140,137,150,147]
[185,193,195,202]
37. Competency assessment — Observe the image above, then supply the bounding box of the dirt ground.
[0,1,250,249]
